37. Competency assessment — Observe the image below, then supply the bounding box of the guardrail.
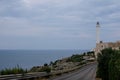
[0,72,48,80]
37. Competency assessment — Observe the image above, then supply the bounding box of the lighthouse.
[96,22,100,44]
[94,21,101,58]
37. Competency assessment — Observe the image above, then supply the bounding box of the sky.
[0,0,120,50]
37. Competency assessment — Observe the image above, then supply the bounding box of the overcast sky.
[0,0,120,50]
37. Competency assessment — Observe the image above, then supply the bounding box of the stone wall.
[94,40,120,58]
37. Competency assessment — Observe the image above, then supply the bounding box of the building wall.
[94,41,120,58]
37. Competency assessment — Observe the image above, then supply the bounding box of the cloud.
[0,0,120,49]
[0,16,59,37]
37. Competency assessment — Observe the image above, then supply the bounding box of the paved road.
[50,62,97,80]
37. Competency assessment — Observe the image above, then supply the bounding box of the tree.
[109,50,120,80]
[44,63,48,67]
[96,48,114,80]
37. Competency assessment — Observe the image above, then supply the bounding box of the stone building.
[94,40,120,58]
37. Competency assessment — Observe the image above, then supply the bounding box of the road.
[50,62,97,80]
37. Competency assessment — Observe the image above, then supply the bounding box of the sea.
[0,50,88,70]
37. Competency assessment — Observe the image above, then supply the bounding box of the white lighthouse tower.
[94,22,101,59]
[96,22,100,44]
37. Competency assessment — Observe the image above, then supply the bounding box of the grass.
[0,65,27,75]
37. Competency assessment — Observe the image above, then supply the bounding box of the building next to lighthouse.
[94,22,120,58]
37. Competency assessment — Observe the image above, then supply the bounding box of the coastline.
[0,50,88,70]
[29,51,95,73]
[0,51,96,80]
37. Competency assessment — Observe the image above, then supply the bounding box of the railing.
[0,72,48,80]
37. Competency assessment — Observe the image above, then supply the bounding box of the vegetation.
[30,63,51,73]
[0,65,27,75]
[96,48,113,80]
[86,51,95,57]
[109,50,120,80]
[39,66,51,73]
[96,48,120,80]
[40,63,51,73]
[67,54,83,62]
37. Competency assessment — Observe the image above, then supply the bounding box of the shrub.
[96,48,114,80]
[67,54,83,62]
[0,65,27,75]
[39,66,51,73]
[96,48,120,80]
[109,50,120,80]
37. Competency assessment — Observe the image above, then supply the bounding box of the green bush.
[96,48,120,80]
[87,51,95,57]
[0,65,27,75]
[67,54,83,62]
[109,50,120,80]
[96,48,114,80]
[39,66,51,73]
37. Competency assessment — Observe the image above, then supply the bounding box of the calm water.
[0,50,88,70]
